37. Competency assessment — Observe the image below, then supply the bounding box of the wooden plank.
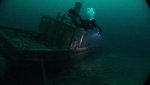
[39,15,77,49]
[19,48,72,55]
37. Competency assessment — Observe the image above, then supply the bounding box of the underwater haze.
[0,0,150,54]
[0,0,150,85]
